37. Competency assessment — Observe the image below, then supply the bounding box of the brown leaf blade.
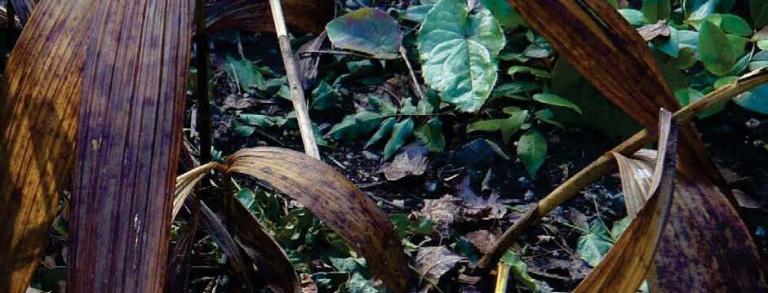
[68,0,195,291]
[574,110,677,293]
[226,147,412,292]
[0,1,94,291]
[509,1,767,291]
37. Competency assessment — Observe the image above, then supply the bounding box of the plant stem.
[268,0,321,159]
[400,46,426,102]
[476,67,768,271]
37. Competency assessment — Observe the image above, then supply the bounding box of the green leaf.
[326,8,403,59]
[346,272,380,293]
[311,80,341,110]
[328,111,383,140]
[383,119,415,160]
[735,84,768,114]
[401,5,434,23]
[750,51,768,71]
[492,81,540,99]
[233,114,288,136]
[534,109,565,130]
[235,188,257,209]
[415,117,446,152]
[717,14,753,37]
[500,251,539,291]
[507,65,551,78]
[619,9,647,26]
[533,93,582,114]
[418,0,506,112]
[675,88,725,118]
[610,217,631,241]
[478,0,525,28]
[577,220,613,267]
[225,55,265,92]
[517,129,547,177]
[699,21,736,76]
[467,119,504,133]
[642,0,671,23]
[365,118,397,148]
[368,95,398,116]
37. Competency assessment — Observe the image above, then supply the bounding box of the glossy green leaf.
[517,129,547,177]
[418,0,506,112]
[311,81,341,110]
[478,0,525,28]
[328,111,384,140]
[365,118,397,148]
[577,220,613,267]
[415,117,446,152]
[717,14,753,37]
[508,65,551,78]
[735,84,768,114]
[699,21,736,76]
[533,93,582,114]
[226,56,265,92]
[384,119,415,160]
[368,96,398,116]
[326,8,403,59]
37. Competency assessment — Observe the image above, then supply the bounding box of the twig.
[476,66,768,271]
[268,0,321,159]
[399,46,426,102]
[195,0,212,163]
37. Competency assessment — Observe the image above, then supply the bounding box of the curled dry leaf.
[225,147,412,292]
[637,21,671,41]
[574,109,677,293]
[509,1,766,290]
[172,162,221,220]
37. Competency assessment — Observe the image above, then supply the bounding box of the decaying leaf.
[326,8,403,59]
[225,148,412,292]
[172,162,220,219]
[418,195,463,238]
[414,246,464,283]
[574,109,677,293]
[466,230,498,254]
[382,151,428,181]
[509,1,767,291]
[206,0,333,34]
[0,1,95,291]
[637,21,671,41]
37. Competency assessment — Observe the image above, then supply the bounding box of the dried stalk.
[267,0,320,159]
[477,66,768,270]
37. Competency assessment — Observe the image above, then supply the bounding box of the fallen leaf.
[418,195,463,238]
[466,230,498,254]
[637,21,671,41]
[382,151,428,181]
[415,246,464,283]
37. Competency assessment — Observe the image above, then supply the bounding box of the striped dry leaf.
[0,1,95,292]
[574,109,677,293]
[68,0,195,291]
[509,0,767,291]
[171,147,413,292]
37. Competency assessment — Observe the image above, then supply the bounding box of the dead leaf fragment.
[415,246,464,283]
[466,230,498,254]
[637,21,671,41]
[418,195,463,238]
[383,151,428,181]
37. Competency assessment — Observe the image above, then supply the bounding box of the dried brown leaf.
[574,109,677,293]
[466,230,498,254]
[637,21,671,41]
[226,147,412,292]
[414,246,464,283]
[383,151,428,181]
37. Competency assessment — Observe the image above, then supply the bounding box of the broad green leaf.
[347,273,380,293]
[533,93,582,114]
[752,1,768,28]
[642,0,671,23]
[717,14,753,37]
[735,84,768,114]
[328,111,384,140]
[750,51,768,71]
[699,21,736,76]
[501,110,528,143]
[326,8,403,59]
[517,129,547,177]
[401,5,434,23]
[415,117,446,152]
[508,65,551,78]
[384,119,415,160]
[610,217,631,240]
[233,114,288,136]
[619,9,647,26]
[478,0,525,28]
[365,118,397,148]
[418,0,506,112]
[467,119,504,132]
[577,220,613,267]
[534,109,565,130]
[492,81,540,99]
[654,27,680,57]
